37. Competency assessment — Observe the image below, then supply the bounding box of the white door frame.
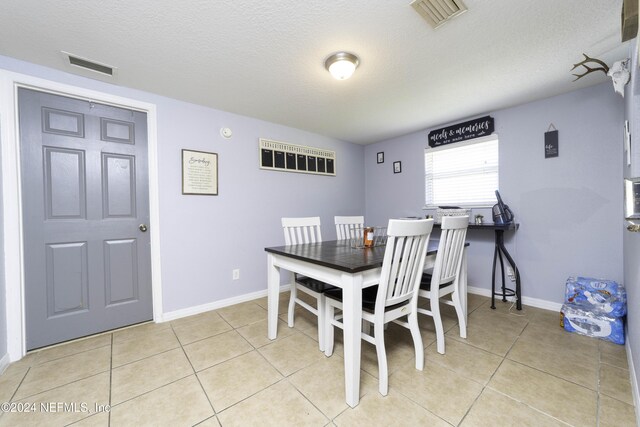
[0,71,164,361]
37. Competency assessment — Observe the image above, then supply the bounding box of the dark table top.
[265,240,464,274]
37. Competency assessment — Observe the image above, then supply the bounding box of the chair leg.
[408,311,424,371]
[460,249,468,334]
[431,293,445,354]
[451,288,467,339]
[288,283,297,327]
[317,295,325,352]
[324,302,335,357]
[374,320,389,396]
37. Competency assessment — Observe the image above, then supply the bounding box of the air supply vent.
[410,0,467,29]
[65,53,114,76]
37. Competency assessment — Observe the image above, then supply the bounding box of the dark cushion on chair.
[295,275,337,293]
[325,286,408,314]
[419,272,453,291]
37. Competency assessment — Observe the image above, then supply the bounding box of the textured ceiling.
[0,0,630,144]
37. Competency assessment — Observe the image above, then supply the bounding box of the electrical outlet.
[232,269,240,280]
[506,266,516,282]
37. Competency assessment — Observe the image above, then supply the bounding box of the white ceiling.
[0,0,630,144]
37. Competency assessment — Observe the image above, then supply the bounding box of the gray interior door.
[19,88,153,350]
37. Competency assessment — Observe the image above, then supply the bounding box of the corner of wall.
[0,101,7,361]
[0,352,9,375]
[626,334,640,424]
[624,36,640,423]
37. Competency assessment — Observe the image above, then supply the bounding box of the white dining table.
[265,239,467,407]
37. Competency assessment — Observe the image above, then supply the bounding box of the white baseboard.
[0,352,10,375]
[162,284,561,324]
[625,334,640,426]
[161,284,292,322]
[467,286,563,312]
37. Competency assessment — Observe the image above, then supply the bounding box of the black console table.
[435,222,521,310]
[475,223,521,310]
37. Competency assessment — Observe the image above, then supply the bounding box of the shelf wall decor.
[259,138,336,176]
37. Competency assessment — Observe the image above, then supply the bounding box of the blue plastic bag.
[561,303,625,345]
[565,277,627,317]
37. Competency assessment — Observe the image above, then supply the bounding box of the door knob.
[139,224,148,232]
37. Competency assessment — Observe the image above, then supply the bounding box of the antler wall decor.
[608,59,631,97]
[571,53,609,81]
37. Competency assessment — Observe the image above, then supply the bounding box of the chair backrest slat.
[432,215,469,286]
[282,217,323,245]
[403,236,423,295]
[377,219,434,312]
[335,215,365,240]
[386,236,406,299]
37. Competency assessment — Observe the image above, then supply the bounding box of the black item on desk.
[492,190,514,225]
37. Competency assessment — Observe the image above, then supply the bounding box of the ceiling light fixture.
[325,52,360,80]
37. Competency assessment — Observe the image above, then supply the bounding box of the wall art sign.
[428,115,495,148]
[182,149,218,195]
[544,129,559,159]
[259,138,336,176]
[393,161,402,174]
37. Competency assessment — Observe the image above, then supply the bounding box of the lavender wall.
[365,82,624,305]
[155,103,365,311]
[623,38,640,405]
[0,55,365,315]
[0,143,6,360]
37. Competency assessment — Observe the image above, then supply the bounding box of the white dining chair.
[416,215,469,354]
[281,216,335,351]
[324,218,434,396]
[334,215,364,240]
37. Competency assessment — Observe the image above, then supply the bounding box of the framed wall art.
[393,161,402,174]
[182,149,218,195]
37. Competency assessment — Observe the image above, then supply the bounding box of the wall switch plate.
[507,266,516,281]
[232,269,240,280]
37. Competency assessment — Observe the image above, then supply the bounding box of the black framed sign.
[428,115,495,148]
[377,152,384,163]
[544,130,559,158]
[393,161,402,174]
[259,138,336,176]
[182,149,218,195]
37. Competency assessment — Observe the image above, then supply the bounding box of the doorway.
[18,87,154,350]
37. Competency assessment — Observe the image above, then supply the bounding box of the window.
[424,135,498,207]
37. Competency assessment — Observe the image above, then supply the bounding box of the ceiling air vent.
[64,52,114,76]
[410,0,467,29]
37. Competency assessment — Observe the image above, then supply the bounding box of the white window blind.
[425,136,499,207]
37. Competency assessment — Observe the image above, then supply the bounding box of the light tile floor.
[0,293,636,426]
